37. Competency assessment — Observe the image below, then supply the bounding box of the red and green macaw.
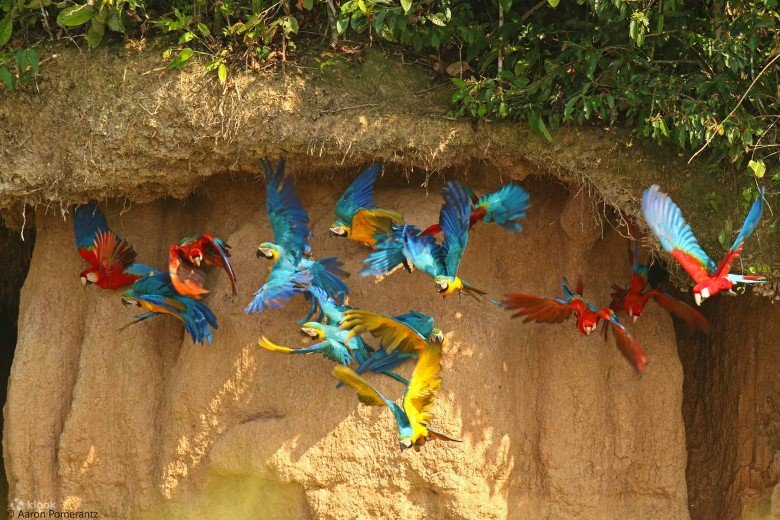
[336,310,459,450]
[73,201,141,289]
[642,185,766,305]
[362,182,486,298]
[245,158,349,321]
[609,225,709,332]
[120,264,219,345]
[169,234,237,298]
[329,163,405,247]
[502,278,649,374]
[420,183,531,236]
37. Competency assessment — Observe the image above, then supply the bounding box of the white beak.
[694,293,702,306]
[633,315,638,323]
[701,288,710,299]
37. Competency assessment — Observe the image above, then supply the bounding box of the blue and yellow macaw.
[73,202,140,289]
[120,264,219,345]
[420,183,531,236]
[642,184,766,305]
[329,163,405,247]
[245,158,350,320]
[362,182,486,298]
[333,337,460,451]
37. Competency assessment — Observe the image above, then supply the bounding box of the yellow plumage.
[404,341,443,430]
[257,336,295,354]
[349,209,404,247]
[332,366,387,406]
[340,310,427,354]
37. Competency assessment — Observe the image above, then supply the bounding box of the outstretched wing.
[403,342,443,429]
[650,290,711,332]
[597,309,649,375]
[264,158,311,259]
[402,231,443,279]
[73,201,111,264]
[307,257,350,304]
[350,209,405,246]
[169,246,208,298]
[200,234,237,295]
[440,181,472,277]
[475,183,531,233]
[258,336,351,364]
[714,188,765,278]
[502,293,575,324]
[306,285,348,324]
[641,185,715,282]
[341,309,428,354]
[362,225,417,278]
[394,311,435,339]
[244,262,313,314]
[335,162,382,223]
[332,365,394,407]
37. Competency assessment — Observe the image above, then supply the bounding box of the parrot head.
[692,278,731,306]
[624,292,646,322]
[300,322,325,341]
[575,308,600,336]
[434,276,462,297]
[120,294,140,308]
[79,268,100,286]
[187,247,204,266]
[428,328,444,343]
[329,220,350,238]
[256,242,281,262]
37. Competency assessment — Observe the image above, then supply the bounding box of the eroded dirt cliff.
[3,175,690,519]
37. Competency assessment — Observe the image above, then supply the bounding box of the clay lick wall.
[677,295,780,520]
[3,173,689,519]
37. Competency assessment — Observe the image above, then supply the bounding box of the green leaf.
[217,63,227,84]
[748,159,766,179]
[197,22,210,36]
[57,4,94,28]
[537,115,553,142]
[547,0,559,6]
[336,16,349,34]
[400,0,412,13]
[179,31,195,44]
[168,47,194,69]
[0,13,13,48]
[303,0,313,9]
[0,67,16,90]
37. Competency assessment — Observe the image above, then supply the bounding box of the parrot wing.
[126,263,162,278]
[596,309,649,375]
[402,231,444,279]
[335,162,381,223]
[439,181,472,277]
[201,234,237,296]
[181,297,219,344]
[713,187,765,279]
[361,225,416,277]
[502,293,575,324]
[305,285,347,324]
[650,290,711,332]
[307,257,349,305]
[258,336,351,364]
[244,262,313,314]
[350,208,405,246]
[341,309,428,354]
[168,246,208,298]
[641,185,716,282]
[403,342,443,429]
[332,365,395,407]
[73,201,110,260]
[475,183,531,233]
[264,158,311,259]
[609,284,628,313]
[394,311,435,339]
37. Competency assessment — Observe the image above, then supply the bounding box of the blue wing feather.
[361,224,417,277]
[440,182,472,277]
[476,184,531,233]
[730,187,765,251]
[245,262,313,314]
[264,158,311,259]
[335,162,381,223]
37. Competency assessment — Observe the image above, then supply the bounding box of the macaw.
[120,264,219,345]
[169,234,237,298]
[245,158,350,320]
[340,308,444,354]
[333,339,461,451]
[421,183,531,236]
[502,278,649,374]
[609,227,710,332]
[72,201,140,289]
[329,162,405,247]
[641,185,766,305]
[362,182,486,298]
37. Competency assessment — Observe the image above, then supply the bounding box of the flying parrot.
[362,182,486,298]
[245,158,350,320]
[72,201,141,289]
[609,225,710,332]
[420,183,531,236]
[502,278,649,374]
[329,163,405,247]
[169,234,237,298]
[641,184,766,305]
[120,264,219,345]
[333,336,460,451]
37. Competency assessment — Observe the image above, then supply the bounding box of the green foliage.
[0,0,777,172]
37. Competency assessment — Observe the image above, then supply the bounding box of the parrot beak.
[694,293,702,306]
[435,280,449,294]
[80,276,88,286]
[121,297,135,307]
[194,255,202,266]
[329,226,348,238]
[399,439,413,450]
[633,315,638,323]
[429,330,444,343]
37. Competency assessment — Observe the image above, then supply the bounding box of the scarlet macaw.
[641,185,766,305]
[362,182,486,298]
[169,234,237,298]
[245,158,349,320]
[120,265,219,345]
[329,163,405,247]
[609,227,709,332]
[420,183,531,236]
[333,337,460,450]
[72,202,140,289]
[502,278,649,374]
